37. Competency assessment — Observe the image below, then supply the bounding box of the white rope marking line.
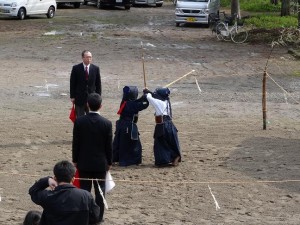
[266,72,300,104]
[96,179,108,210]
[195,77,201,93]
[0,171,300,185]
[208,185,220,211]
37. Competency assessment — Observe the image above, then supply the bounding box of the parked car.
[56,0,83,8]
[175,0,220,27]
[83,0,132,9]
[0,0,56,20]
[133,0,163,7]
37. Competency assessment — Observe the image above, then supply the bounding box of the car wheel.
[156,3,162,7]
[176,22,180,27]
[18,8,26,20]
[125,4,130,9]
[47,6,55,18]
[74,2,81,8]
[83,1,88,5]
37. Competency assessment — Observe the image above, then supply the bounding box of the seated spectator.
[29,160,101,225]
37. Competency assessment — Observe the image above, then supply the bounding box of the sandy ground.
[0,3,300,225]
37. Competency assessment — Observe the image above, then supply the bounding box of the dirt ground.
[0,3,300,225]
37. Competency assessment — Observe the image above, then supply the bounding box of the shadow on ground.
[223,136,300,193]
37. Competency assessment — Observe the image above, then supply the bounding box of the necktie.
[85,66,88,81]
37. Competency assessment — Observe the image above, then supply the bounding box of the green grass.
[220,0,298,29]
[246,15,298,29]
[221,0,281,12]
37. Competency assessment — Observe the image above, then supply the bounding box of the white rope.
[266,72,300,104]
[195,77,201,93]
[96,179,108,210]
[208,185,220,211]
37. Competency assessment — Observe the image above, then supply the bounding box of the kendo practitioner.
[144,87,181,167]
[113,86,149,166]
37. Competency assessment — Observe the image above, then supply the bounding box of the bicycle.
[208,11,230,34]
[216,14,248,44]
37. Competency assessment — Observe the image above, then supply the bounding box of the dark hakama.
[153,115,181,166]
[113,97,148,166]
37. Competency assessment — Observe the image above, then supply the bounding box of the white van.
[0,0,57,20]
[175,0,220,27]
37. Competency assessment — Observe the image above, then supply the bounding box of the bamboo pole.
[141,41,147,88]
[262,45,275,130]
[164,70,195,88]
[262,70,267,130]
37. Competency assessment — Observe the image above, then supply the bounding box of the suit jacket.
[29,177,100,225]
[72,112,113,172]
[70,63,101,106]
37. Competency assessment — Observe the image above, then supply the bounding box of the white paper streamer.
[284,92,288,104]
[208,185,220,211]
[105,171,116,194]
[195,77,201,93]
[96,180,108,209]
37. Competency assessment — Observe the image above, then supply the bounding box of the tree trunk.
[231,0,240,19]
[281,0,291,16]
[298,0,300,28]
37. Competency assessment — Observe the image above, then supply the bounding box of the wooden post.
[141,42,147,88]
[262,70,267,130]
[262,45,275,130]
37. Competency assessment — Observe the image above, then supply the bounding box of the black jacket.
[70,63,101,106]
[72,112,113,172]
[29,177,100,225]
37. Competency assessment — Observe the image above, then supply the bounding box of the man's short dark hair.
[81,50,90,58]
[53,160,76,183]
[88,93,102,111]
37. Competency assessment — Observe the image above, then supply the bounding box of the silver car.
[133,0,163,7]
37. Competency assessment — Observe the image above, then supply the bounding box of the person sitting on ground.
[23,210,41,225]
[29,160,101,225]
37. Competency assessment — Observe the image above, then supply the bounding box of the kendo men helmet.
[123,86,138,101]
[154,87,170,101]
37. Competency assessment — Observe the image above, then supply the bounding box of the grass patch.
[245,15,298,29]
[221,0,281,12]
[293,71,300,76]
[220,0,299,48]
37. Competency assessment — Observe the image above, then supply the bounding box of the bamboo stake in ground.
[262,70,267,130]
[164,70,195,88]
[141,41,147,88]
[262,45,275,130]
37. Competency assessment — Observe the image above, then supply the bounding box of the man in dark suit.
[70,50,101,117]
[72,93,112,223]
[29,160,101,225]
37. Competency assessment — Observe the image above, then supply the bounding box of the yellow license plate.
[186,17,196,22]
